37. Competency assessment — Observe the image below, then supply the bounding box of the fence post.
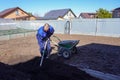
[95,19,98,36]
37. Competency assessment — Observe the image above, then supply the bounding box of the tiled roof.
[112,7,120,11]
[0,7,35,18]
[43,9,76,20]
[79,13,96,18]
[0,7,18,18]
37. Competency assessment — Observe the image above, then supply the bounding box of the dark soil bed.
[0,34,120,80]
[0,57,100,80]
[51,43,120,76]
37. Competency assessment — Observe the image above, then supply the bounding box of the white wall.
[63,11,76,19]
[0,19,120,38]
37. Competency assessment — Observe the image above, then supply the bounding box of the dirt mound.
[50,43,120,75]
[0,63,30,80]
[0,57,100,80]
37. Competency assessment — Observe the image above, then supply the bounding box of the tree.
[96,8,112,18]
[27,12,33,16]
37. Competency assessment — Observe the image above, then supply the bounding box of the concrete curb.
[81,68,120,80]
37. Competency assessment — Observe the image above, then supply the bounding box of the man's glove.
[42,37,48,41]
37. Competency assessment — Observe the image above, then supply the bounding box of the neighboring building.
[112,7,120,18]
[42,9,76,20]
[0,7,36,20]
[79,13,96,18]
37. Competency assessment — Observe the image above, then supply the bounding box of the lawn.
[0,28,35,36]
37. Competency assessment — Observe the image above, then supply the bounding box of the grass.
[0,28,35,36]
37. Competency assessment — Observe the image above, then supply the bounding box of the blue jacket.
[37,25,54,40]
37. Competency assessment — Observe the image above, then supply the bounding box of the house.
[79,13,96,18]
[42,9,76,20]
[0,7,36,20]
[112,7,120,18]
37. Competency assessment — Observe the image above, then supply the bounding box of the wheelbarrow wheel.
[72,47,77,54]
[62,49,71,59]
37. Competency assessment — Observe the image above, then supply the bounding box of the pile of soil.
[0,57,100,80]
[51,43,120,75]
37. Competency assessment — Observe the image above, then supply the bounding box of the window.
[68,12,71,16]
[67,12,71,16]
[117,12,120,17]
[16,10,19,16]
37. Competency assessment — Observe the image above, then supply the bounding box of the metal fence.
[70,19,120,37]
[16,20,67,34]
[0,18,120,41]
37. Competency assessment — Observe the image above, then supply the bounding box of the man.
[36,23,54,58]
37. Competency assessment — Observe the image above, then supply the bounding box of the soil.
[0,34,120,80]
[0,57,100,80]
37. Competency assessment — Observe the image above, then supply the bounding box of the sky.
[0,0,120,17]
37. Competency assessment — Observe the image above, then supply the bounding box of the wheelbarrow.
[51,35,79,59]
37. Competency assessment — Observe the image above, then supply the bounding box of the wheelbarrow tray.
[58,40,79,49]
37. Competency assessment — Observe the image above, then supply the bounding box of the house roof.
[43,9,76,20]
[0,7,35,18]
[0,7,17,18]
[112,7,120,12]
[79,13,96,18]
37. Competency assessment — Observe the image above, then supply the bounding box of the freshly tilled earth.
[0,34,120,80]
